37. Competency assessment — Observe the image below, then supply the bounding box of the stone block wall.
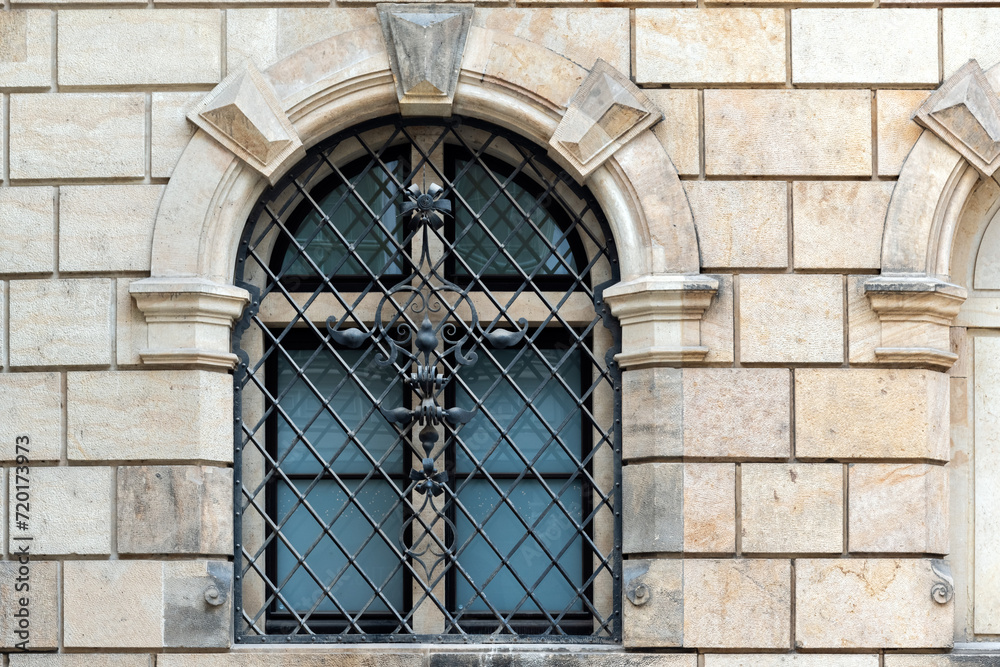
[0,1,990,666]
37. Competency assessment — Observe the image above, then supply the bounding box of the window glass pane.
[275,480,405,613]
[454,479,584,613]
[453,158,574,277]
[456,347,581,475]
[281,159,405,277]
[277,349,404,475]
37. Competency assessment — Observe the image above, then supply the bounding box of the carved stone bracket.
[864,276,967,371]
[378,3,473,117]
[915,59,1000,178]
[130,277,250,369]
[188,62,304,183]
[604,275,719,369]
[549,59,663,181]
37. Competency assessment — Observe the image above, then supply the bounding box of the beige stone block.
[636,9,785,85]
[795,558,953,648]
[792,9,938,84]
[684,559,791,649]
[623,559,682,647]
[0,11,52,90]
[275,8,378,58]
[152,92,201,179]
[473,9,628,73]
[67,370,233,463]
[58,10,221,86]
[885,657,999,667]
[11,657,151,667]
[877,90,930,177]
[227,9,278,72]
[10,94,144,179]
[9,278,113,367]
[622,367,681,460]
[685,181,787,269]
[59,185,162,273]
[705,90,872,176]
[11,466,112,555]
[739,274,844,364]
[118,465,232,554]
[944,10,1000,79]
[685,463,735,553]
[974,336,1000,632]
[683,368,791,459]
[706,657,878,667]
[116,277,146,367]
[624,463,682,553]
[64,560,163,648]
[0,187,54,274]
[848,275,880,364]
[793,182,894,270]
[702,274,735,363]
[795,369,950,461]
[849,463,947,553]
[0,373,61,461]
[949,327,969,379]
[646,89,699,177]
[742,463,843,554]
[0,560,57,649]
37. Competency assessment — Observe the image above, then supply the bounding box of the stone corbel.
[130,278,250,369]
[603,275,719,369]
[864,276,967,371]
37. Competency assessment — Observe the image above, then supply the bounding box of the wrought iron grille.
[232,116,622,643]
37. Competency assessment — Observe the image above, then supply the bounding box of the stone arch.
[131,18,716,370]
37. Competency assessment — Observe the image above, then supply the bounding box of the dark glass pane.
[452,158,574,277]
[276,349,404,475]
[281,159,406,278]
[275,480,405,613]
[454,479,584,613]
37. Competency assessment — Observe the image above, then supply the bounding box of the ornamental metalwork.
[232,116,622,643]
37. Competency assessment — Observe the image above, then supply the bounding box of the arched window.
[232,116,622,643]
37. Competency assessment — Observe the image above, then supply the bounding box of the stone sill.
[230,645,626,653]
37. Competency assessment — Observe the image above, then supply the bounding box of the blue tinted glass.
[454,479,584,613]
[453,158,574,276]
[282,159,405,277]
[456,347,581,474]
[275,480,404,613]
[277,349,403,475]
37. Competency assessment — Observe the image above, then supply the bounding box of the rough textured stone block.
[58,10,221,86]
[702,274,735,364]
[792,9,938,84]
[116,278,146,367]
[878,90,930,176]
[685,463,735,553]
[9,279,113,367]
[944,10,1000,79]
[119,466,232,555]
[152,93,201,178]
[164,560,232,648]
[796,558,953,648]
[0,10,52,89]
[885,657,1000,667]
[11,466,112,555]
[227,9,278,72]
[847,275,880,364]
[64,560,163,648]
[793,182,894,270]
[685,181,787,269]
[59,185,162,273]
[0,187,54,274]
[683,368,790,459]
[739,274,844,364]
[795,369,950,461]
[849,464,947,553]
[0,373,61,461]
[636,9,785,84]
[68,371,232,463]
[10,94,144,179]
[742,463,843,554]
[275,8,377,58]
[647,89,699,177]
[623,463,682,553]
[684,559,791,649]
[705,90,871,176]
[622,367,681,460]
[0,560,57,649]
[707,657,878,667]
[623,559,682,647]
[11,657,150,667]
